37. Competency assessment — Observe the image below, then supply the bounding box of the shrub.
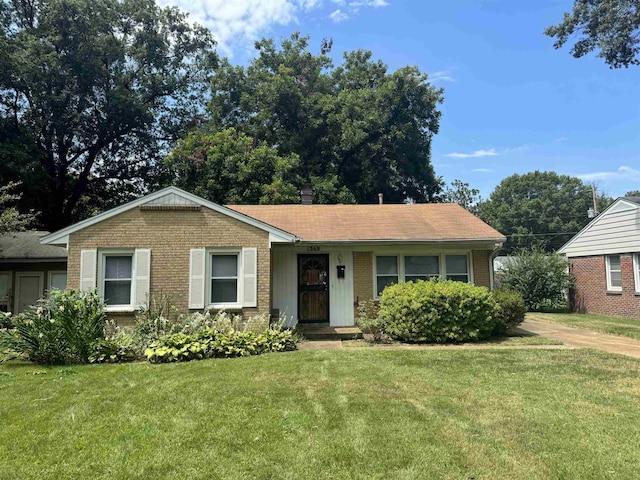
[356,299,385,342]
[500,247,573,311]
[3,289,106,364]
[144,326,298,363]
[378,279,498,343]
[492,290,526,335]
[89,331,140,364]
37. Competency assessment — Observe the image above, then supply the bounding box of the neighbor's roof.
[228,204,505,243]
[0,231,67,260]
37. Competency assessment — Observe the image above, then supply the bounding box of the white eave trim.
[41,186,298,246]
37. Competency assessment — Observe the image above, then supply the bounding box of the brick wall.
[68,207,271,318]
[472,250,491,288]
[570,254,640,319]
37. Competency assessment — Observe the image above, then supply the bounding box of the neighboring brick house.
[41,187,505,327]
[558,197,640,319]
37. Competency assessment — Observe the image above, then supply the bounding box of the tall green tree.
[625,190,640,197]
[208,33,444,204]
[545,0,640,68]
[442,179,482,213]
[166,128,302,205]
[478,171,611,253]
[0,182,36,234]
[0,0,216,230]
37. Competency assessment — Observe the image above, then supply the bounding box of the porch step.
[297,323,363,341]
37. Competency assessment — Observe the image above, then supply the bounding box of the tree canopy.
[478,171,611,253]
[0,0,216,230]
[206,33,444,204]
[0,182,35,234]
[545,0,640,68]
[166,128,303,205]
[442,179,481,213]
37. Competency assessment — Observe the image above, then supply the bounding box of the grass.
[2,349,640,479]
[528,312,640,340]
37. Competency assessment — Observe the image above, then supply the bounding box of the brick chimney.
[300,185,314,205]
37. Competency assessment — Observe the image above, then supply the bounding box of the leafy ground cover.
[528,312,640,340]
[342,333,563,348]
[1,349,639,479]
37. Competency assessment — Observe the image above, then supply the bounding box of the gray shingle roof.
[0,231,67,260]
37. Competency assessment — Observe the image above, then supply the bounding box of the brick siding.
[472,250,491,288]
[353,251,373,316]
[570,254,640,319]
[68,207,271,319]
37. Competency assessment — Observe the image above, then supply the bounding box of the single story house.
[0,231,67,313]
[558,197,640,319]
[41,187,505,326]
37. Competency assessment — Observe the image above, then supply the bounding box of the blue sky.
[160,0,640,199]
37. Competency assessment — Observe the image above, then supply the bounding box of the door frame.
[15,271,44,313]
[297,254,330,323]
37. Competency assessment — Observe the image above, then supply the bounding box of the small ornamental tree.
[499,248,573,311]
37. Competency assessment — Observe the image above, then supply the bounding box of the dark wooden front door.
[298,254,329,323]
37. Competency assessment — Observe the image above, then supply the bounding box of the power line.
[506,232,577,238]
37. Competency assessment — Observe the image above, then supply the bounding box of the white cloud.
[445,149,498,158]
[444,144,530,158]
[330,8,349,22]
[429,69,455,83]
[577,166,640,182]
[473,168,493,173]
[157,0,390,55]
[553,136,567,143]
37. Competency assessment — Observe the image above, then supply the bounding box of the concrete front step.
[297,323,363,340]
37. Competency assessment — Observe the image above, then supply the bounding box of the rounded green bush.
[378,279,498,343]
[492,289,527,335]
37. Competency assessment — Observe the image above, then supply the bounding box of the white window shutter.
[80,249,97,291]
[242,248,258,307]
[134,249,151,308]
[189,248,206,309]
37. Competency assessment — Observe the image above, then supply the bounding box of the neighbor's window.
[49,272,67,292]
[606,254,622,291]
[404,256,439,282]
[103,255,133,306]
[210,254,239,304]
[445,255,469,283]
[634,254,640,293]
[376,256,399,296]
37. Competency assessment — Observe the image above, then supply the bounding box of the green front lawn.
[528,312,640,340]
[2,349,639,479]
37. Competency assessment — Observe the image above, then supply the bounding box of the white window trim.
[98,249,136,312]
[207,248,243,309]
[633,254,640,294]
[47,271,67,294]
[605,254,622,292]
[373,252,472,299]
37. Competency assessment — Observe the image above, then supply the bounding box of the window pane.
[610,271,622,288]
[446,255,468,274]
[405,256,439,275]
[0,274,9,299]
[211,279,238,303]
[50,273,67,291]
[609,255,621,271]
[104,280,131,305]
[447,274,469,283]
[376,256,398,275]
[211,255,238,277]
[105,256,132,279]
[377,276,398,296]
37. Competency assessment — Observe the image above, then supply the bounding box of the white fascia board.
[557,197,640,254]
[41,186,298,246]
